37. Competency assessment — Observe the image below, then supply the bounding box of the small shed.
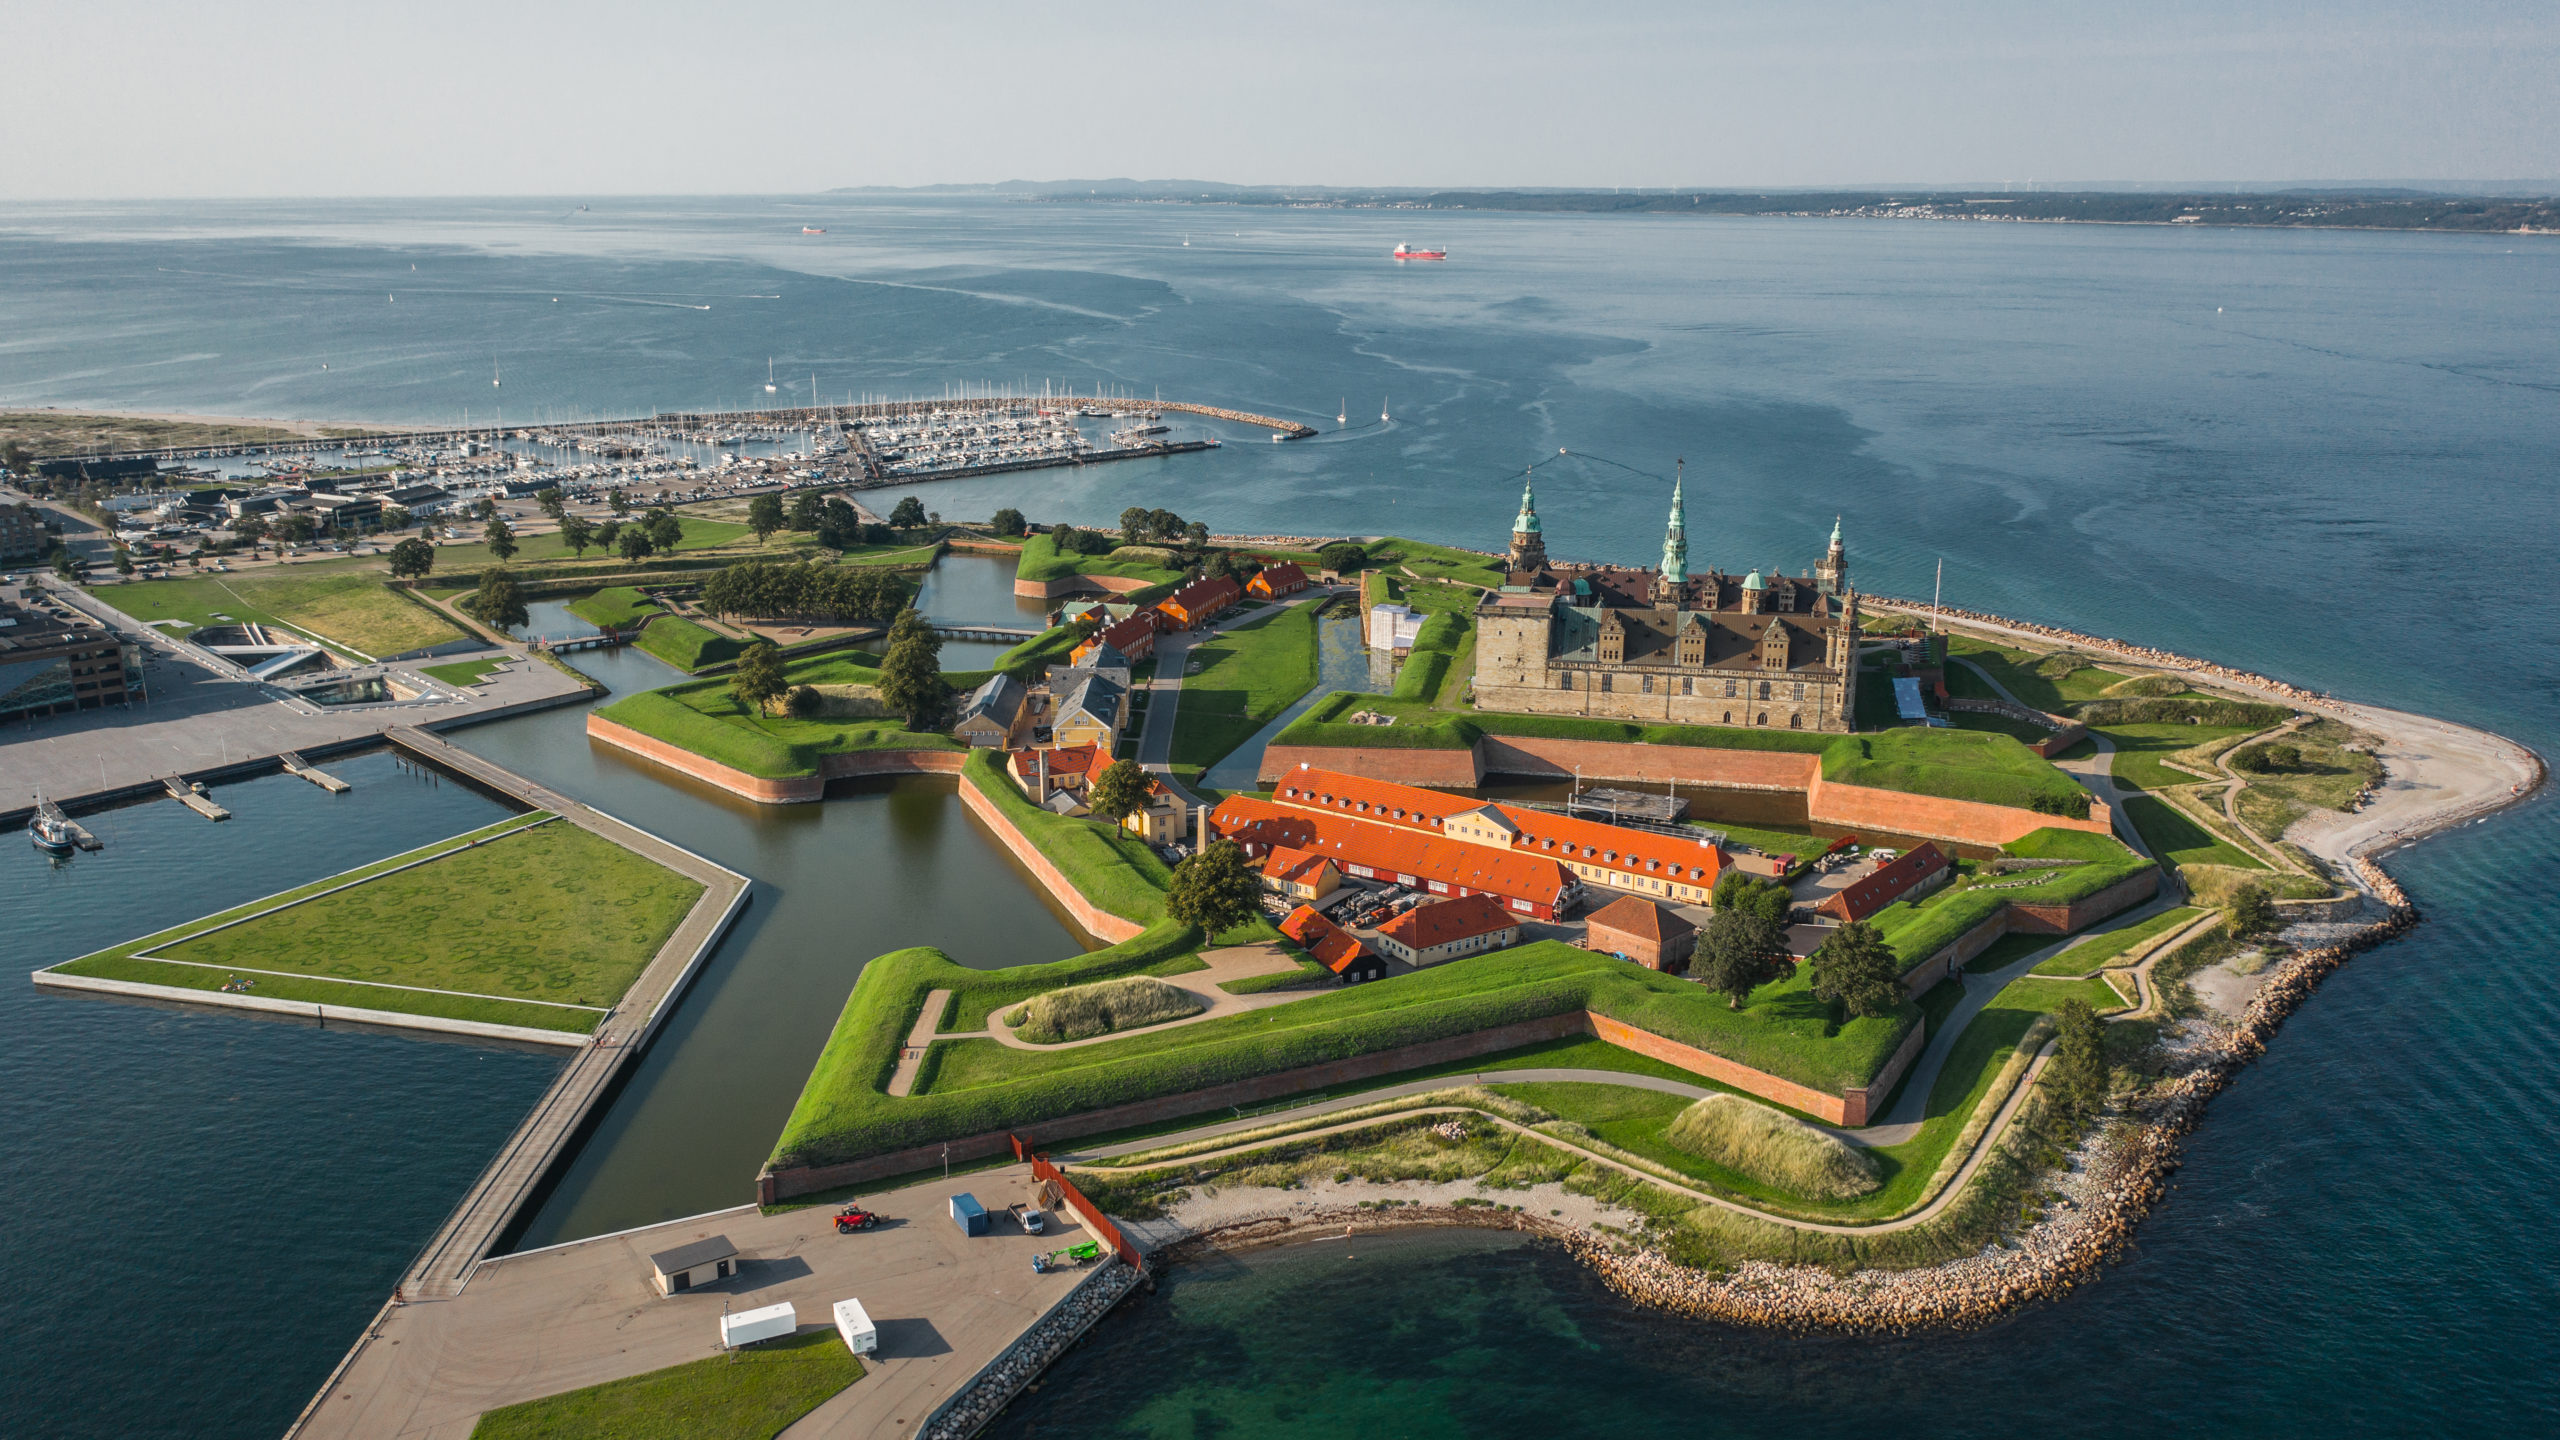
[950,1191,989,1236]
[832,1298,878,1356]
[1583,896,1699,973]
[648,1235,738,1296]
[721,1300,796,1349]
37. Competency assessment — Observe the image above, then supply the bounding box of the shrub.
[1005,976,1205,1044]
[2101,674,2186,698]
[2075,697,2293,728]
[1317,541,1370,574]
[1662,1094,1881,1200]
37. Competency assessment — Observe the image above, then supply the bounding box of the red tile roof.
[1271,768,1726,891]
[1160,575,1242,619]
[1818,842,1952,924]
[1280,904,1368,973]
[1261,846,1335,887]
[1210,795,1573,911]
[1008,743,1105,789]
[1248,562,1309,596]
[1375,894,1519,952]
[1583,895,1697,943]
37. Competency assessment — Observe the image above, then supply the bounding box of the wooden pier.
[279,751,351,794]
[163,776,231,821]
[33,799,103,852]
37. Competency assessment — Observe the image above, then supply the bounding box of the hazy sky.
[4,0,2552,197]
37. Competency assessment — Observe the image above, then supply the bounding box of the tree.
[730,639,789,713]
[114,546,134,577]
[1167,839,1258,937]
[1087,759,1151,825]
[387,537,436,580]
[645,509,683,552]
[1807,921,1902,1019]
[889,495,927,530]
[786,684,823,718]
[559,513,594,557]
[608,488,631,517]
[1317,541,1369,575]
[473,495,500,523]
[748,493,785,544]
[785,490,824,531]
[2225,881,2278,940]
[280,512,317,545]
[535,488,565,521]
[990,507,1026,537]
[473,568,528,632]
[876,607,948,728]
[1184,520,1209,547]
[816,498,863,549]
[380,505,412,533]
[0,440,30,475]
[1147,507,1183,540]
[616,525,655,562]
[2049,999,2110,1119]
[229,513,269,545]
[1694,876,1796,1010]
[1204,549,1246,584]
[483,516,517,561]
[1119,506,1149,546]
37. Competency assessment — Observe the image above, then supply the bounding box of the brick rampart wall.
[1805,769,2113,848]
[1012,572,1162,601]
[2008,866,2162,935]
[585,714,825,802]
[1847,1018,1932,1125]
[953,775,1146,944]
[1477,737,1822,791]
[1583,1014,1862,1125]
[1258,743,1484,788]
[1901,908,2016,999]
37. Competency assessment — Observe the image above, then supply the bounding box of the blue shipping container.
[949,1192,988,1236]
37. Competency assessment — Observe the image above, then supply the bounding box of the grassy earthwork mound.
[1006,975,1205,1044]
[1663,1093,1882,1200]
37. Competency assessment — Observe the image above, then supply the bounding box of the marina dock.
[163,776,231,821]
[279,751,351,793]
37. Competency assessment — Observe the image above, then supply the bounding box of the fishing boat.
[1392,244,1447,261]
[802,226,827,235]
[29,800,76,854]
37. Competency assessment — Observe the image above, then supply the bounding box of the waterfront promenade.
[291,1166,1093,1439]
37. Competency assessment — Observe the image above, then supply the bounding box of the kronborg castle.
[1473,471,1862,732]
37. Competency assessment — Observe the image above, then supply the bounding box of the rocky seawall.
[920,1258,1144,1440]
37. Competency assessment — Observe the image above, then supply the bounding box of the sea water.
[1,197,2555,1435]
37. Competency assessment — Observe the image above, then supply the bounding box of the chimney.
[1198,799,1211,851]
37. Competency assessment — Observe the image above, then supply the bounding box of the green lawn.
[57,816,703,1026]
[2122,795,2267,872]
[778,929,1919,1179]
[1822,727,2091,816]
[1014,531,1187,587]
[469,1330,861,1440]
[1368,536,1510,588]
[1944,638,2125,713]
[421,656,506,687]
[101,571,465,660]
[432,517,756,571]
[1169,603,1321,770]
[567,586,662,630]
[2031,906,2205,975]
[1869,827,2154,968]
[634,614,746,670]
[2098,722,2253,792]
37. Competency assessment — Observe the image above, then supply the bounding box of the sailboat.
[492,363,501,389]
[1337,399,1346,425]
[1181,234,1190,247]
[1381,397,1390,423]
[765,359,778,395]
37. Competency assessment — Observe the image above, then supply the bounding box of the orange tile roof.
[1249,562,1308,595]
[1271,768,1725,890]
[1280,904,1368,973]
[1819,842,1951,923]
[1583,895,1697,943]
[1262,846,1334,885]
[1211,796,1572,909]
[1008,744,1105,787]
[1375,893,1519,951]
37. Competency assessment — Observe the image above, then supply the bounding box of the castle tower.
[1816,516,1847,595]
[1653,461,1689,603]
[1508,474,1547,572]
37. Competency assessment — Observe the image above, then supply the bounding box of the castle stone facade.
[1473,474,1861,732]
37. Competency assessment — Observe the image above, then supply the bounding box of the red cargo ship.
[1392,244,1446,261]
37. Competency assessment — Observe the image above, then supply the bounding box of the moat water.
[1,199,2555,1436]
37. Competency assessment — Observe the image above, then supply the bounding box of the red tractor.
[833,1206,881,1234]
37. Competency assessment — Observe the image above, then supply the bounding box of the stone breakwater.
[920,1259,1143,1440]
[1868,595,2343,711]
[1571,885,2424,1334]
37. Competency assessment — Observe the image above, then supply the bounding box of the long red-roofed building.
[1280,904,1384,984]
[1210,794,1579,920]
[1267,765,1727,907]
[1817,842,1951,924]
[1372,893,1523,966]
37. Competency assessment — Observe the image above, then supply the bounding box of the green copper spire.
[1658,461,1689,584]
[1829,515,1842,548]
[1514,474,1541,535]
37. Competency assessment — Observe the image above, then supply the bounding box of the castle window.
[1758,681,1771,700]
[1757,711,1768,725]
[1558,673,1571,690]
[1793,682,1805,701]
[1682,677,1694,695]
[1600,674,1613,693]
[1724,679,1738,697]
[1722,711,1732,724]
[1641,674,1654,694]
[1790,714,1803,729]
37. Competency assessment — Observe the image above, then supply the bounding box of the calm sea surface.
[1,198,2555,1436]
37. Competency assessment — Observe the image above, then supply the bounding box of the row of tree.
[701,559,909,625]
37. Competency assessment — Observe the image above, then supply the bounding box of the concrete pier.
[279,751,352,793]
[163,775,231,820]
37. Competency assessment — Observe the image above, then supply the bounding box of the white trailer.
[720,1301,797,1349]
[832,1298,878,1356]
